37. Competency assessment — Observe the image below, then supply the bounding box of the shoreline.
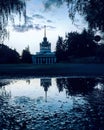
[0,63,104,78]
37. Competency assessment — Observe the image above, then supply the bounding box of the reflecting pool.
[0,77,104,130]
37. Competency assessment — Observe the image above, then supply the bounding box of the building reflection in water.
[40,78,51,102]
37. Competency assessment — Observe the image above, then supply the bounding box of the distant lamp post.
[94,35,101,42]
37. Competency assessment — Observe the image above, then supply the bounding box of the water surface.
[0,77,104,130]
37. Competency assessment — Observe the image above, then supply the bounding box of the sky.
[5,0,87,54]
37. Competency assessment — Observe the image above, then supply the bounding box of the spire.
[44,25,46,37]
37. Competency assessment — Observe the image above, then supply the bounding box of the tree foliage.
[56,36,65,62]
[56,30,97,62]
[0,44,20,63]
[66,0,104,31]
[0,0,26,42]
[0,44,33,64]
[44,0,104,31]
[66,29,96,57]
[21,46,32,63]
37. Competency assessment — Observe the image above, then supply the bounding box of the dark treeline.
[21,46,32,63]
[1,29,104,64]
[0,44,32,64]
[56,29,104,63]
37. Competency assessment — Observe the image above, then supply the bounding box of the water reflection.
[0,79,10,87]
[0,80,11,107]
[0,77,104,130]
[56,78,97,96]
[26,79,30,84]
[40,78,51,102]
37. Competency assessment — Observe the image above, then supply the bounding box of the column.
[45,58,46,64]
[48,58,49,64]
[37,57,38,64]
[35,57,36,64]
[40,57,42,64]
[52,58,53,64]
[36,57,38,64]
[33,57,36,64]
[50,58,51,64]
[54,57,56,63]
[46,58,47,64]
[46,58,48,64]
[37,57,39,64]
[50,57,52,64]
[39,57,40,64]
[35,57,37,64]
[53,57,55,63]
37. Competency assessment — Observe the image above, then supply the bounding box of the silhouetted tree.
[64,32,80,58]
[0,44,20,63]
[56,37,64,62]
[56,30,97,62]
[66,30,96,58]
[21,46,32,63]
[96,44,104,62]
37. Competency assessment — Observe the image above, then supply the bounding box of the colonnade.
[33,57,56,64]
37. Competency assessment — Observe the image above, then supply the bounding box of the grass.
[0,63,104,77]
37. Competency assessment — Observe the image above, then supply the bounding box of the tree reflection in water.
[56,77,100,95]
[56,77,104,129]
[0,81,11,108]
[0,77,104,130]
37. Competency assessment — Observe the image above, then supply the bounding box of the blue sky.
[5,0,87,54]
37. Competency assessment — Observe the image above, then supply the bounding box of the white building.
[32,26,56,64]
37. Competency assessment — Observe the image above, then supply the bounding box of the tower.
[40,25,51,53]
[32,25,56,64]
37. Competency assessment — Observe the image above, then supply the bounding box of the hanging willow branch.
[66,0,104,31]
[0,0,26,42]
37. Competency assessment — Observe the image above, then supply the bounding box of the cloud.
[32,14,45,19]
[34,25,56,30]
[13,24,34,32]
[13,24,43,32]
[13,14,44,32]
[13,13,56,32]
[34,24,43,30]
[47,25,56,29]
[26,15,33,22]
[47,20,53,23]
[43,0,64,10]
[13,24,52,32]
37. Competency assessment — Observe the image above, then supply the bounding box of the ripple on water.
[0,77,104,130]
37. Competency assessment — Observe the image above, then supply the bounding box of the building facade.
[32,26,56,64]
